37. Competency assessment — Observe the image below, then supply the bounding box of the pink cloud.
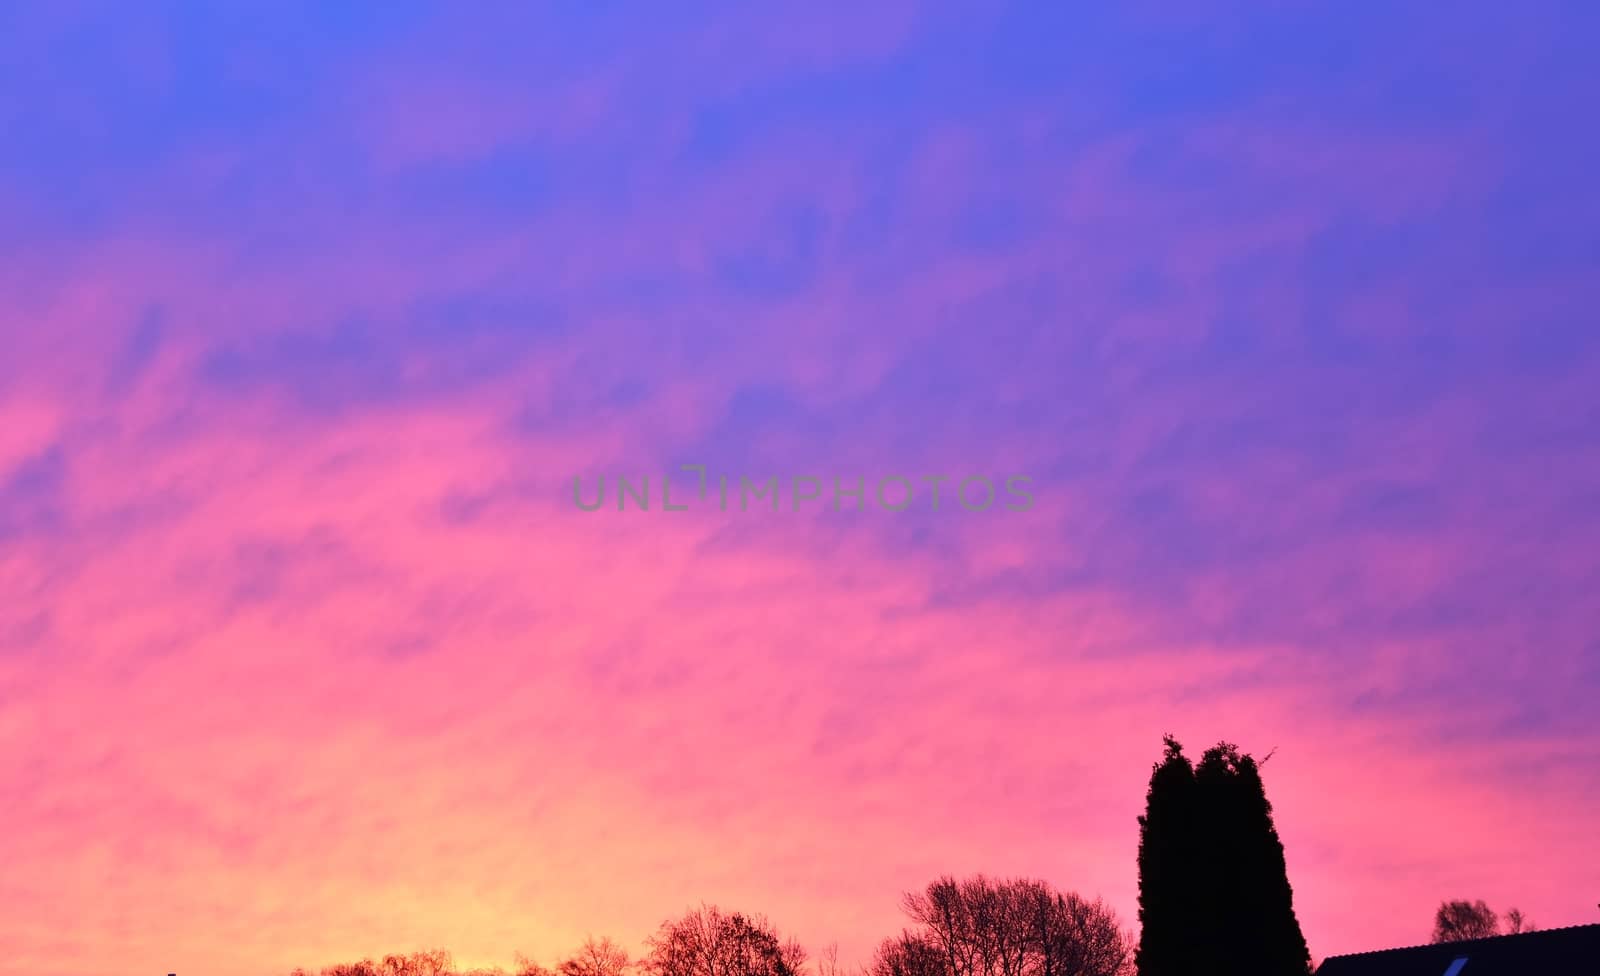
[3,23,1598,975]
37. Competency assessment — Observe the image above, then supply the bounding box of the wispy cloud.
[2,3,1598,975]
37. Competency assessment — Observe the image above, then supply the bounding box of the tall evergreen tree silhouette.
[1194,743,1311,975]
[1136,737,1311,976]
[1135,735,1200,976]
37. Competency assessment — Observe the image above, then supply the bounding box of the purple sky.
[2,4,1598,975]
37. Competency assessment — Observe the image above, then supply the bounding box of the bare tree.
[560,937,632,976]
[818,942,865,976]
[383,951,454,976]
[873,933,947,976]
[517,953,556,976]
[875,876,1130,976]
[1503,908,1537,934]
[1027,884,1128,976]
[645,904,807,976]
[292,949,456,976]
[1431,900,1499,942]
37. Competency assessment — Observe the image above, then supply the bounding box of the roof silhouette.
[1314,923,1600,975]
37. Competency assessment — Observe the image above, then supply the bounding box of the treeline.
[287,738,1549,976]
[288,877,1134,976]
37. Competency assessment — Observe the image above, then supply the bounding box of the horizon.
[2,3,1598,975]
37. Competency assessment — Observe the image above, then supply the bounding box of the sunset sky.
[3,3,1599,974]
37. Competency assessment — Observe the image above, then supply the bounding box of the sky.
[2,3,1598,974]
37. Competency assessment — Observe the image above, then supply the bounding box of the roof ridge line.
[1321,921,1600,960]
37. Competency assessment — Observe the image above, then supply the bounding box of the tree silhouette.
[385,951,455,976]
[1430,899,1536,942]
[517,954,556,976]
[1431,900,1498,941]
[297,951,458,976]
[1136,737,1311,976]
[874,875,1130,976]
[816,943,859,976]
[645,904,806,976]
[1193,743,1311,975]
[1134,736,1200,976]
[560,937,632,976]
[292,948,541,976]
[874,932,948,976]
